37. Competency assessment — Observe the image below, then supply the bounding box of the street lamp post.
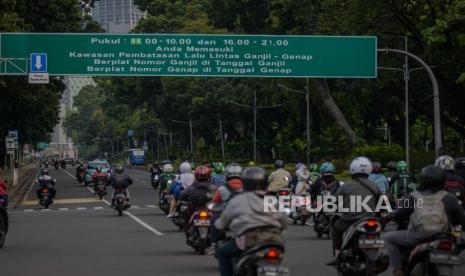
[278,80,311,165]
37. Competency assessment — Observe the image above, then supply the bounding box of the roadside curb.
[9,164,40,209]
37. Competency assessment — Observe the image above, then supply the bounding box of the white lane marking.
[21,169,41,205]
[59,208,69,211]
[86,186,164,236]
[94,207,104,210]
[24,209,34,212]
[132,205,139,209]
[41,209,51,212]
[146,205,157,208]
[77,207,87,210]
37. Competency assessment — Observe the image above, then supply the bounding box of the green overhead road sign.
[0,33,377,78]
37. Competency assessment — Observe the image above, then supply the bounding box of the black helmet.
[454,158,465,170]
[242,166,267,191]
[115,166,124,174]
[386,161,397,171]
[41,169,49,175]
[420,165,446,191]
[225,163,242,180]
[274,160,284,169]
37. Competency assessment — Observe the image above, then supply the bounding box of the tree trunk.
[313,79,357,145]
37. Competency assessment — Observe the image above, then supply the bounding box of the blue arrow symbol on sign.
[30,53,47,73]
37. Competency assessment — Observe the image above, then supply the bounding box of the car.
[83,160,111,187]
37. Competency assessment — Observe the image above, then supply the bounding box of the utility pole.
[219,115,225,163]
[278,81,311,165]
[231,90,281,163]
[404,36,410,168]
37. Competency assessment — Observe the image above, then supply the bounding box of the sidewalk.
[1,162,39,208]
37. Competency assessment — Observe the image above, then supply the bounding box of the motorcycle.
[39,187,54,209]
[114,188,129,216]
[292,193,311,226]
[334,217,388,276]
[77,168,86,183]
[54,163,59,170]
[313,190,332,238]
[151,174,160,189]
[173,200,190,231]
[186,208,212,255]
[400,230,465,276]
[61,162,66,169]
[0,200,8,248]
[95,180,107,200]
[159,179,173,214]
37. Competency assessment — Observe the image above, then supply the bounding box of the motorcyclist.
[327,157,381,265]
[75,161,85,177]
[310,162,341,200]
[308,163,321,184]
[167,161,195,218]
[109,166,133,208]
[389,160,416,200]
[179,166,212,231]
[294,163,310,195]
[212,162,227,188]
[247,161,255,167]
[92,166,109,195]
[158,163,176,197]
[150,161,162,187]
[36,169,56,200]
[209,163,244,254]
[385,161,397,180]
[435,155,465,208]
[384,165,465,276]
[369,161,390,193]
[0,178,8,208]
[267,160,292,194]
[215,166,288,276]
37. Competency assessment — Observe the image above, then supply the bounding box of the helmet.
[435,155,454,171]
[179,161,192,174]
[320,162,336,174]
[274,160,284,169]
[455,158,465,170]
[349,157,373,176]
[162,163,174,173]
[420,165,446,190]
[248,161,255,166]
[295,162,305,171]
[225,163,242,180]
[195,166,212,181]
[242,166,267,191]
[386,161,397,171]
[115,166,124,173]
[396,161,408,172]
[308,163,319,173]
[213,162,225,174]
[41,169,49,175]
[372,162,382,173]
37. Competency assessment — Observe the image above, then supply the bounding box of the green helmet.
[396,161,408,172]
[309,163,319,173]
[213,162,225,174]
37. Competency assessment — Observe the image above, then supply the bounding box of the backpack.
[113,174,127,188]
[408,190,448,239]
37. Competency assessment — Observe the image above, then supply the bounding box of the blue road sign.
[128,129,134,137]
[30,53,47,73]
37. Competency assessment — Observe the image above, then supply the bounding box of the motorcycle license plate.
[358,239,384,249]
[257,265,290,276]
[429,253,461,265]
[193,219,210,226]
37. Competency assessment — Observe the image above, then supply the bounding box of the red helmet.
[194,166,212,182]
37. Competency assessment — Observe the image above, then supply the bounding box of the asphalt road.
[1,167,464,276]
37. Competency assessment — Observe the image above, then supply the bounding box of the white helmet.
[162,163,174,173]
[435,155,454,171]
[349,157,373,175]
[179,161,192,174]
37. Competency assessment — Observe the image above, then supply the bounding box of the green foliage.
[351,144,405,166]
